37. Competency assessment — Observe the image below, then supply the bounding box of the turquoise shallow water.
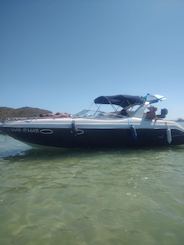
[0,135,184,245]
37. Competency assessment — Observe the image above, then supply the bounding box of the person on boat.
[54,112,71,118]
[145,106,157,120]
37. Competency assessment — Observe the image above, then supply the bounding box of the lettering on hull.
[10,128,53,135]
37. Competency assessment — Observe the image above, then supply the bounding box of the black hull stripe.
[3,127,184,147]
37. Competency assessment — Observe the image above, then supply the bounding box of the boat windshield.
[73,110,96,118]
[73,109,123,119]
[73,104,144,119]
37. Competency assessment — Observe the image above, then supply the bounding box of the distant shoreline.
[0,106,52,121]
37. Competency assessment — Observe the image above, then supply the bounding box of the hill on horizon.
[0,106,52,120]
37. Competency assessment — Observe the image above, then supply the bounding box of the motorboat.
[1,94,184,148]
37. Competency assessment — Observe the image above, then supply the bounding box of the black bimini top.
[94,95,145,108]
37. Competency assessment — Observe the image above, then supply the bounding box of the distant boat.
[1,94,184,148]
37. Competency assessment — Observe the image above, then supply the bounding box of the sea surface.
[0,132,184,245]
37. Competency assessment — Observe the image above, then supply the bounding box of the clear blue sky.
[1,0,184,119]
